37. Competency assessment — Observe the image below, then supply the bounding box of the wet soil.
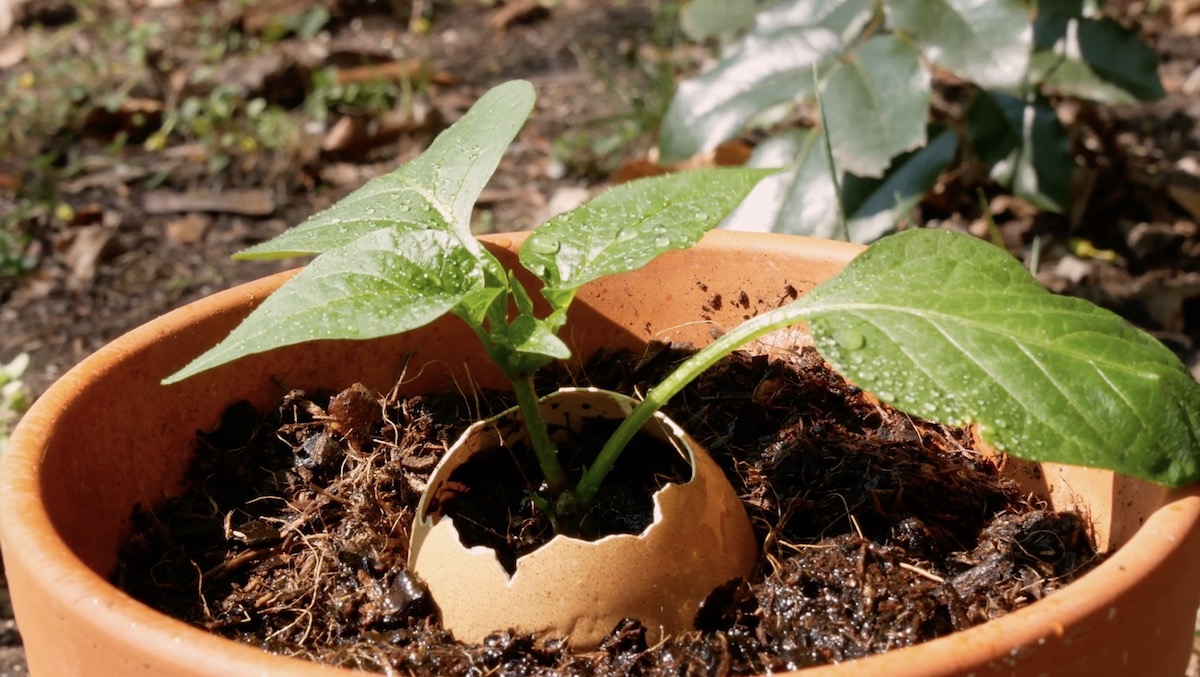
[115,342,1100,674]
[440,417,691,572]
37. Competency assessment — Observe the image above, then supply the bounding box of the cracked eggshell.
[408,387,758,649]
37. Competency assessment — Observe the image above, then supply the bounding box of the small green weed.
[0,353,32,456]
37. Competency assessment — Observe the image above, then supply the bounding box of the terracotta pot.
[1,230,1198,676]
[409,387,758,649]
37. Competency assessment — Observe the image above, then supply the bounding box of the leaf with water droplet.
[164,230,491,384]
[526,233,561,256]
[233,81,535,260]
[519,168,773,314]
[797,228,1200,487]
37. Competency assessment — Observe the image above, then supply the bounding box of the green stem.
[574,299,816,507]
[813,63,848,243]
[511,376,568,495]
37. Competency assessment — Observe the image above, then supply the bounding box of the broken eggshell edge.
[407,387,759,649]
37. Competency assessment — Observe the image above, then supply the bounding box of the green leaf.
[799,228,1200,487]
[659,0,868,163]
[757,0,877,39]
[763,129,839,238]
[164,229,488,383]
[967,90,1072,212]
[235,80,535,259]
[1036,0,1105,15]
[506,315,572,361]
[481,313,572,380]
[454,284,507,328]
[840,125,958,241]
[884,0,1031,90]
[1029,52,1140,105]
[521,169,773,299]
[723,129,840,237]
[1031,15,1164,104]
[724,126,955,243]
[820,34,930,178]
[659,28,841,163]
[680,0,779,40]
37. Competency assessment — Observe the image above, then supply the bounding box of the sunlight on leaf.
[679,0,774,39]
[659,27,843,164]
[165,230,489,383]
[521,168,773,300]
[723,129,840,238]
[799,228,1200,486]
[235,80,535,259]
[661,0,877,163]
[884,0,1030,90]
[840,126,957,240]
[723,127,955,243]
[820,35,929,178]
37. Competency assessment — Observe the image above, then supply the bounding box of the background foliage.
[661,0,1165,242]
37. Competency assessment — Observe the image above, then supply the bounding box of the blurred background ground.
[1,0,1199,674]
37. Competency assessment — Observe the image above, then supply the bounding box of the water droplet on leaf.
[529,236,561,255]
[832,328,865,351]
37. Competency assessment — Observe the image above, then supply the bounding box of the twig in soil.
[831,492,865,539]
[204,546,280,580]
[898,562,946,584]
[448,364,486,424]
[193,561,212,621]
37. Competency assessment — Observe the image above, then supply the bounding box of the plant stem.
[511,376,568,496]
[574,300,815,507]
[813,63,848,242]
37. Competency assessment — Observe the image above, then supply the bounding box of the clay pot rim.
[2,230,1198,676]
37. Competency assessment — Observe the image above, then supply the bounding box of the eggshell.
[408,387,758,648]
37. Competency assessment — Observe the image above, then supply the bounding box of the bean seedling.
[166,80,1200,534]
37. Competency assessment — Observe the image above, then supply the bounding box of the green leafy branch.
[662,0,1165,241]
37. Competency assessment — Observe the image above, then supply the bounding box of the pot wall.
[1,230,1198,676]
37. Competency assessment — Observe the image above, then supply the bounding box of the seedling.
[166,81,1200,534]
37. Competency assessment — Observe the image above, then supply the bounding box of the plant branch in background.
[663,0,1165,242]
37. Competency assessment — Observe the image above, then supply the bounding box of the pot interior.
[4,231,1192,677]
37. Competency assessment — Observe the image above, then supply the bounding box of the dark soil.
[440,418,691,572]
[115,342,1100,674]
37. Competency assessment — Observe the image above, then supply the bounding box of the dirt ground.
[2,0,1200,674]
